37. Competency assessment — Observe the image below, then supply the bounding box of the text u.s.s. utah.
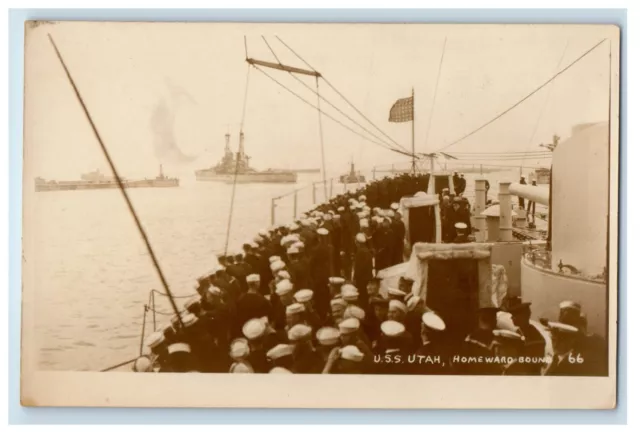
[373,354,442,365]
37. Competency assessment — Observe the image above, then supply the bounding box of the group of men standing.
[132,172,606,377]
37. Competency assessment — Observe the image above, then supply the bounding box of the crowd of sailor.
[132,172,607,376]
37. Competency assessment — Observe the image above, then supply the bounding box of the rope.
[275,36,412,155]
[253,65,411,157]
[47,34,184,330]
[100,357,138,372]
[436,38,607,152]
[223,64,252,255]
[150,289,197,299]
[139,305,147,355]
[520,40,570,170]
[262,36,408,155]
[424,37,447,150]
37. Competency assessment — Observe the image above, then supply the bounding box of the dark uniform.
[353,242,374,302]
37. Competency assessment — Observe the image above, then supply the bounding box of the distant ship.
[35,165,179,192]
[194,132,297,184]
[339,160,366,184]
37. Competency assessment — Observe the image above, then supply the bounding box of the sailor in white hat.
[266,343,295,371]
[340,283,360,305]
[229,338,251,362]
[164,342,194,373]
[413,311,449,373]
[269,366,293,374]
[288,323,323,373]
[132,355,154,372]
[275,279,295,307]
[330,345,367,374]
[330,297,349,326]
[387,299,408,323]
[338,317,362,347]
[285,302,306,329]
[328,276,346,298]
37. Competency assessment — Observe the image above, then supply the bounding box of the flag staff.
[411,87,416,174]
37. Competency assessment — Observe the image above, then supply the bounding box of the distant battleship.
[35,165,179,192]
[339,160,366,184]
[194,132,297,184]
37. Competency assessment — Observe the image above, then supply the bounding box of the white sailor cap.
[294,289,313,303]
[340,345,365,362]
[288,324,313,342]
[381,320,405,337]
[145,331,165,349]
[338,317,360,334]
[317,228,329,236]
[389,299,408,314]
[285,302,306,316]
[242,318,267,340]
[421,311,446,331]
[387,287,406,297]
[355,233,367,243]
[182,313,199,328]
[258,229,269,237]
[293,241,305,249]
[246,273,260,283]
[269,255,281,263]
[455,222,468,230]
[329,276,346,285]
[230,361,254,373]
[391,203,400,210]
[356,202,365,209]
[275,279,294,296]
[323,214,332,221]
[168,342,191,354]
[359,219,369,228]
[133,356,153,372]
[545,321,580,334]
[338,206,345,212]
[270,260,286,272]
[287,245,300,255]
[493,329,526,342]
[266,343,295,360]
[358,195,366,201]
[250,241,259,249]
[341,283,358,298]
[559,300,582,312]
[229,338,250,360]
[288,223,300,231]
[316,327,341,346]
[300,219,311,227]
[269,367,293,374]
[277,270,291,280]
[332,214,341,220]
[253,234,264,244]
[343,305,366,321]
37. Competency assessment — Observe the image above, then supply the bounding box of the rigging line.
[424,36,448,150]
[447,150,551,155]
[275,35,411,154]
[252,64,413,157]
[47,34,184,329]
[224,64,252,255]
[263,36,405,153]
[520,40,570,169]
[436,37,607,152]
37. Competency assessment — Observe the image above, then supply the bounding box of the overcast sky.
[24,22,615,180]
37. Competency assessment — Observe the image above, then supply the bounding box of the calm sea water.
[31,170,523,371]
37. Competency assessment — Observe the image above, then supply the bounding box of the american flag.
[388,95,414,123]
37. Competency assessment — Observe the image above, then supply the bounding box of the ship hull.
[195,172,297,184]
[35,179,180,192]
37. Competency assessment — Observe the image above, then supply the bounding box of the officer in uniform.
[503,296,546,374]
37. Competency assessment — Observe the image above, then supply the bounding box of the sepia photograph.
[20,21,619,408]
